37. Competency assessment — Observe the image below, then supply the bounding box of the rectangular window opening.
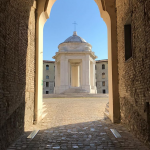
[46,82,49,87]
[124,24,132,61]
[103,89,106,94]
[102,81,105,86]
[46,65,49,70]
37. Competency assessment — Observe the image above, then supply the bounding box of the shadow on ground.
[8,118,149,150]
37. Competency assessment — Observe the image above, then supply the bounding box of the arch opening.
[35,0,119,123]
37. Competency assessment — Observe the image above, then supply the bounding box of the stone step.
[104,111,110,118]
[104,102,109,119]
[106,102,109,108]
[62,88,88,94]
[105,106,109,112]
[43,93,109,98]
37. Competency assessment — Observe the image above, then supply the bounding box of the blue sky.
[43,0,108,61]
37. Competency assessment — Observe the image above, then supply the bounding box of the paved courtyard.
[8,97,149,150]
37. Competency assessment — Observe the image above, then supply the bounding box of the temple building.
[43,59,108,94]
[52,31,97,94]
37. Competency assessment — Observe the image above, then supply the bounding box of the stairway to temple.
[43,88,109,98]
[43,93,109,98]
[62,87,88,94]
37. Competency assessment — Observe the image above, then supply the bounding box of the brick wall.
[0,0,35,149]
[117,0,150,143]
[24,1,36,129]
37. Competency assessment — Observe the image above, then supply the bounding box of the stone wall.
[0,0,35,149]
[117,0,150,143]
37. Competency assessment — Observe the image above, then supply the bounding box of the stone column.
[54,62,57,93]
[79,64,81,87]
[85,55,90,86]
[60,56,69,93]
[82,58,86,86]
[65,59,69,86]
[55,62,58,86]
[90,61,96,88]
[60,56,65,93]
[57,63,60,86]
[68,62,71,87]
[82,55,91,92]
[90,61,93,87]
[92,61,96,87]
[77,65,80,87]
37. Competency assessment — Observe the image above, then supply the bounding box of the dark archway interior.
[0,0,150,149]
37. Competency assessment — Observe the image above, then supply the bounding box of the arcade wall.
[116,0,150,143]
[1,0,150,149]
[0,0,36,149]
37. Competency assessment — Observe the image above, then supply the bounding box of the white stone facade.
[53,31,97,94]
[43,59,108,94]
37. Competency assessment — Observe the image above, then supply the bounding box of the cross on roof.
[73,21,77,31]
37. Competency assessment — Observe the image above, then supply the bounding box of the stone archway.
[35,0,120,124]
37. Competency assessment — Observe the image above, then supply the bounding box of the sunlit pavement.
[8,98,149,150]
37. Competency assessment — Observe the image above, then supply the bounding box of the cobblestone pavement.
[8,98,150,150]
